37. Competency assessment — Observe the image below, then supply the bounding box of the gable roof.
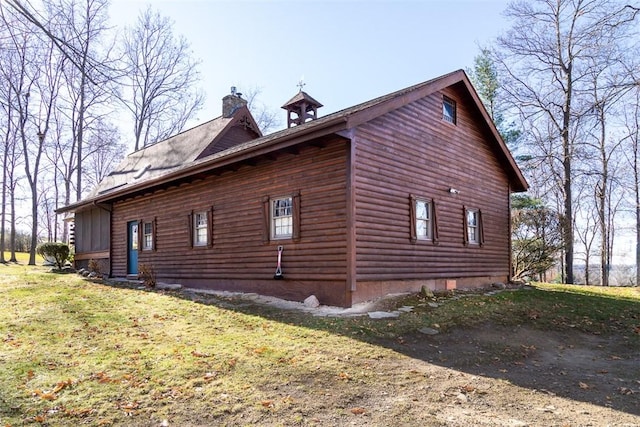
[83,105,261,200]
[58,70,527,214]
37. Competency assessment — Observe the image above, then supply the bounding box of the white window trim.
[271,196,293,240]
[142,221,153,251]
[443,96,456,124]
[467,208,479,244]
[193,211,208,246]
[415,199,433,241]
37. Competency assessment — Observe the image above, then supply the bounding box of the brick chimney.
[222,86,247,118]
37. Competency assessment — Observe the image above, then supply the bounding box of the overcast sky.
[109,0,513,129]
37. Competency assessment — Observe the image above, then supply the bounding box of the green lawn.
[1,262,638,426]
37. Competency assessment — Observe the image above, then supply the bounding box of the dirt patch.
[367,324,640,426]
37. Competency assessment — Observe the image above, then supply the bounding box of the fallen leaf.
[351,407,366,415]
[579,382,591,389]
[338,372,351,381]
[261,400,274,407]
[191,350,210,358]
[53,378,75,393]
[26,370,34,380]
[31,389,55,400]
[203,372,216,381]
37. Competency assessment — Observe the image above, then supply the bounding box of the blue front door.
[127,221,139,275]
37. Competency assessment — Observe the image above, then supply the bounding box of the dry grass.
[1,260,638,426]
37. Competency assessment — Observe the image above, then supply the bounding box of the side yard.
[1,260,638,426]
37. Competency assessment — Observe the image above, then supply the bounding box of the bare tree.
[1,4,65,264]
[82,120,124,190]
[5,0,120,204]
[620,87,640,286]
[494,0,639,284]
[243,86,281,134]
[50,0,115,202]
[121,6,204,150]
[573,179,599,284]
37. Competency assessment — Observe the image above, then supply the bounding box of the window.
[416,199,432,240]
[142,221,153,251]
[194,212,208,246]
[131,223,138,250]
[467,209,479,243]
[272,197,293,239]
[442,96,456,124]
[463,207,484,246]
[262,193,300,243]
[409,194,439,244]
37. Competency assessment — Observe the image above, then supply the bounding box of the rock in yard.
[304,295,320,308]
[397,306,414,313]
[420,286,434,298]
[492,282,507,290]
[368,311,400,319]
[427,302,439,308]
[418,327,440,335]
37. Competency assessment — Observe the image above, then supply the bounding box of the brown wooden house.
[58,70,528,307]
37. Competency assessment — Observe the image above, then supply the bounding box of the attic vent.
[133,164,151,180]
[281,90,323,128]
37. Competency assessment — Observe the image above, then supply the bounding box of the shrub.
[139,263,157,288]
[88,258,100,274]
[36,242,70,270]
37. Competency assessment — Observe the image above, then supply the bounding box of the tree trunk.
[0,105,10,263]
[599,107,609,287]
[28,190,38,265]
[636,137,640,286]
[562,64,574,285]
[9,182,17,263]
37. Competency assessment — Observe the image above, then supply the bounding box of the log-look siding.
[352,85,510,300]
[111,139,350,306]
